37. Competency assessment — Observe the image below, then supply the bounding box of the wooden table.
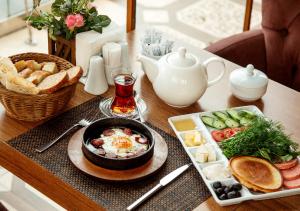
[1,31,300,210]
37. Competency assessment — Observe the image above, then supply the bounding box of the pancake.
[229,156,283,192]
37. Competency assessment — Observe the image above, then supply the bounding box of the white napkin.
[76,21,124,76]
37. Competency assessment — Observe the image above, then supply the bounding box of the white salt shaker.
[84,56,108,95]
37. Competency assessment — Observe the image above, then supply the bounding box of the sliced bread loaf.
[0,57,18,86]
[42,62,58,74]
[37,71,68,94]
[5,72,39,95]
[63,66,83,86]
[27,70,50,85]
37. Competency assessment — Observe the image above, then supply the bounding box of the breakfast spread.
[89,127,149,159]
[0,57,83,95]
[169,105,300,206]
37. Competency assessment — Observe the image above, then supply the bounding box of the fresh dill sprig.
[220,117,299,163]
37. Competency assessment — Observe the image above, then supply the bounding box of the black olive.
[235,191,241,197]
[212,181,222,189]
[219,193,227,200]
[215,188,223,195]
[227,191,237,199]
[232,183,242,191]
[224,187,231,194]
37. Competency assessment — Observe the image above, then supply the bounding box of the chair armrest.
[205,29,267,71]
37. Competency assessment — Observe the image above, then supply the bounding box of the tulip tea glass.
[110,74,136,116]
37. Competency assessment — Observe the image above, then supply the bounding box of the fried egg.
[100,128,148,158]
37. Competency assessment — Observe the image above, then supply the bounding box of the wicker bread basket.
[0,53,77,121]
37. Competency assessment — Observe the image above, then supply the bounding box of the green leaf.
[91,26,102,33]
[259,149,271,161]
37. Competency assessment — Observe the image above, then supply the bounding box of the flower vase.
[48,35,76,65]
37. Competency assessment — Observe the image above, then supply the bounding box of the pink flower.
[74,14,84,27]
[65,14,84,31]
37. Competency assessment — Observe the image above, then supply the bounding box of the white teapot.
[138,47,226,107]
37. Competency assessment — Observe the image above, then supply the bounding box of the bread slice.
[27,70,50,85]
[63,66,83,86]
[229,156,283,192]
[14,60,27,72]
[0,57,18,86]
[5,72,39,95]
[37,71,68,94]
[19,68,34,78]
[42,62,58,74]
[26,60,42,70]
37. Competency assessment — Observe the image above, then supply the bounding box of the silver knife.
[126,163,192,211]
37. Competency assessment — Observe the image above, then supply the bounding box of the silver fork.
[35,118,93,153]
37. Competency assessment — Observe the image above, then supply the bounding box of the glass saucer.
[99,97,147,120]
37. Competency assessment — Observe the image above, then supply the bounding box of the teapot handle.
[203,57,226,87]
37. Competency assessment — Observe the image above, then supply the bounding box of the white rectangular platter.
[168,105,300,206]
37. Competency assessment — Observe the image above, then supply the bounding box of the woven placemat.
[8,96,210,210]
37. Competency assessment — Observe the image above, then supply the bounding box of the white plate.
[168,105,300,206]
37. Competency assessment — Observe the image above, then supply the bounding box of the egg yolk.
[112,137,132,149]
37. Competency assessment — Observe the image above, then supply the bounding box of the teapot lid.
[166,47,196,67]
[230,64,268,89]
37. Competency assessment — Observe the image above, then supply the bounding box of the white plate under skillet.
[168,105,300,206]
[99,97,147,120]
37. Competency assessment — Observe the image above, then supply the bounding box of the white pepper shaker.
[84,56,108,95]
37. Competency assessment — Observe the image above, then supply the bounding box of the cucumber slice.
[212,111,229,121]
[201,116,227,129]
[226,109,241,121]
[201,116,214,127]
[240,117,253,126]
[212,119,227,129]
[239,110,256,119]
[225,118,240,128]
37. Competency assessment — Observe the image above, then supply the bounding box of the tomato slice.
[211,130,225,142]
[223,128,236,139]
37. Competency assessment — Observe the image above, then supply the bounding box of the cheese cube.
[205,144,217,162]
[195,152,208,163]
[195,145,209,163]
[193,131,202,146]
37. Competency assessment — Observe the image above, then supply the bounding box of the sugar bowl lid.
[230,64,268,89]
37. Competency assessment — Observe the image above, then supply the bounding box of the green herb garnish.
[220,117,300,163]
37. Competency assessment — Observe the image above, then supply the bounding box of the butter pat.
[183,131,206,147]
[76,21,124,76]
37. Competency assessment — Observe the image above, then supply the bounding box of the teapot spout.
[137,54,159,83]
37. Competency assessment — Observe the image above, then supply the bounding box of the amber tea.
[110,74,136,115]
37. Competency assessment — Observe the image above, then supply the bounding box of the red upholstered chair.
[205,0,300,91]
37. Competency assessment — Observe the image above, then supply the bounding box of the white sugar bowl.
[230,64,268,102]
